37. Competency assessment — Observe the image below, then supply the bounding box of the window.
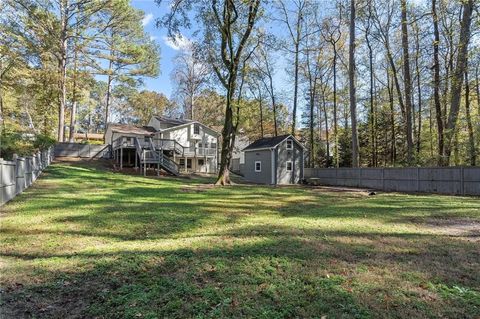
[286,139,293,150]
[194,124,200,135]
[210,143,216,148]
[255,161,262,172]
[286,161,293,171]
[198,159,205,166]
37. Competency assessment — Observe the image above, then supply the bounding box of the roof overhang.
[242,135,306,152]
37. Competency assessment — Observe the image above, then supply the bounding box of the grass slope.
[1,161,479,318]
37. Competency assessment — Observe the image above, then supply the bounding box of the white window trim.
[286,161,293,171]
[255,161,262,172]
[286,139,293,150]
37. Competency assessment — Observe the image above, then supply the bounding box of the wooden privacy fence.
[0,147,54,206]
[305,167,480,196]
[54,143,110,159]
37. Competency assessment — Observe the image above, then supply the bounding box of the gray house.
[241,134,305,185]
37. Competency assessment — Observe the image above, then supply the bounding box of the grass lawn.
[1,160,479,318]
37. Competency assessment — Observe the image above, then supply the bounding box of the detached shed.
[241,134,305,185]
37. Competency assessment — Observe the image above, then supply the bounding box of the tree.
[431,0,444,165]
[349,0,359,167]
[275,0,310,135]
[443,0,475,165]
[252,40,278,137]
[161,0,262,185]
[171,43,210,120]
[93,1,160,138]
[400,0,414,164]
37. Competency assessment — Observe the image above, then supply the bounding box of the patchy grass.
[1,161,479,318]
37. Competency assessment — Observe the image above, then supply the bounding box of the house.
[148,116,220,173]
[104,124,156,145]
[105,116,220,175]
[241,134,305,185]
[230,134,250,174]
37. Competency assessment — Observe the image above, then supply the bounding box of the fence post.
[382,168,385,191]
[460,167,464,196]
[416,167,420,193]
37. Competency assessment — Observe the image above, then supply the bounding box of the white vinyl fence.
[305,167,480,196]
[0,147,54,206]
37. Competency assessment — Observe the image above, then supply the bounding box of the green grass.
[1,161,479,318]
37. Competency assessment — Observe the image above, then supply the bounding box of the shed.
[241,134,305,185]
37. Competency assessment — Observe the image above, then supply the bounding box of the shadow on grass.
[2,162,480,318]
[2,231,479,319]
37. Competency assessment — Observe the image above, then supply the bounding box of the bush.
[0,131,55,160]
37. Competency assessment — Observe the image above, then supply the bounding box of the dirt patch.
[308,186,373,197]
[423,217,480,238]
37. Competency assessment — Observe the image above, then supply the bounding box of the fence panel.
[54,143,110,159]
[1,160,17,205]
[0,146,54,206]
[15,158,26,195]
[304,167,480,196]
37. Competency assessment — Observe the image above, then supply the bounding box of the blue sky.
[131,0,292,102]
[132,0,191,97]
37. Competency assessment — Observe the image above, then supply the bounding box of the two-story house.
[147,116,220,173]
[105,116,220,174]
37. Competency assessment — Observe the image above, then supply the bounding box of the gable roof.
[106,123,156,135]
[153,116,221,136]
[243,134,305,151]
[154,116,193,127]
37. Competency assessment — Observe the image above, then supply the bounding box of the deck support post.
[143,151,146,176]
[135,151,137,169]
[120,147,123,170]
[157,161,160,176]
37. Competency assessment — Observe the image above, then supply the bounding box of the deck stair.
[112,136,179,176]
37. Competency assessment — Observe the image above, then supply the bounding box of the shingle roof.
[154,116,193,126]
[108,123,156,135]
[243,134,291,151]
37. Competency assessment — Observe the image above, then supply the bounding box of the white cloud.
[142,13,154,27]
[150,35,158,41]
[162,34,192,51]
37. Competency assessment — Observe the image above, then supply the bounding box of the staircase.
[134,137,179,176]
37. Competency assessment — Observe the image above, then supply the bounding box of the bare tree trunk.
[401,0,414,164]
[259,90,264,138]
[349,0,359,167]
[366,5,376,167]
[476,65,480,124]
[321,91,330,167]
[414,21,422,157]
[104,73,112,136]
[443,0,474,165]
[291,40,300,135]
[309,91,314,167]
[465,62,476,165]
[432,0,444,165]
[57,0,68,142]
[333,45,339,167]
[387,70,396,165]
[69,34,79,143]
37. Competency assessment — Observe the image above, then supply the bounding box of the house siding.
[276,137,303,184]
[105,131,149,145]
[243,150,273,184]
